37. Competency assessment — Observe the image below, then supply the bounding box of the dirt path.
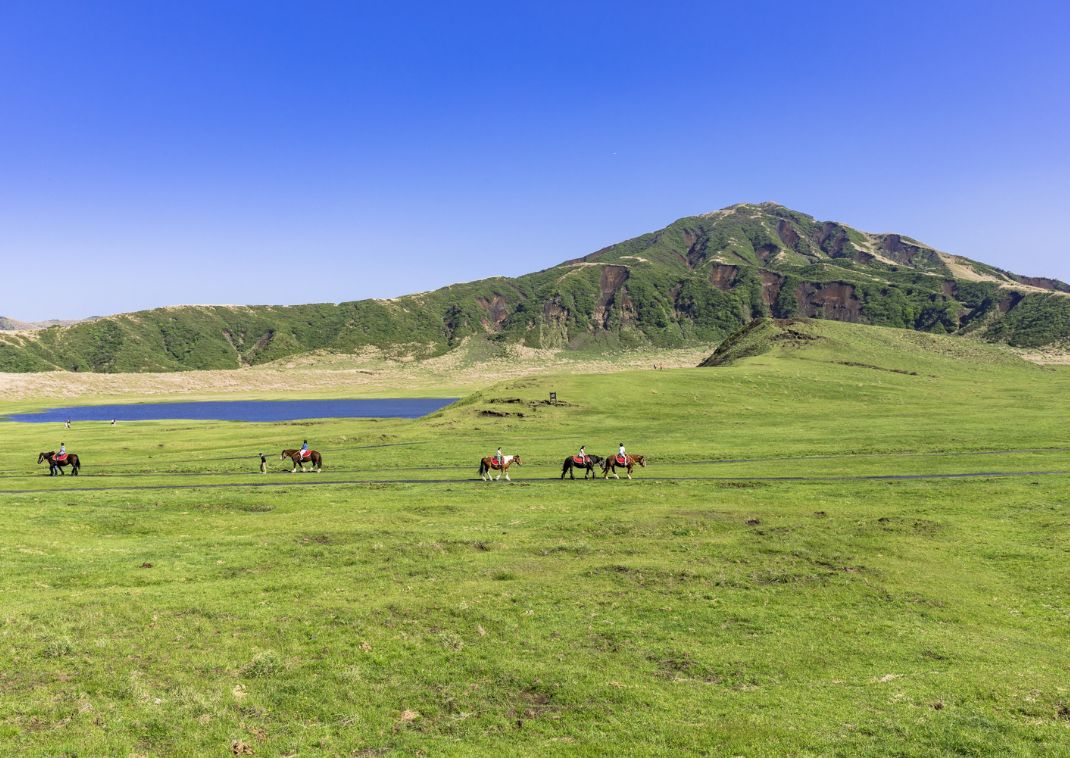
[3,469,1068,496]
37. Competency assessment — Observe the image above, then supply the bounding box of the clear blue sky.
[1,0,1067,321]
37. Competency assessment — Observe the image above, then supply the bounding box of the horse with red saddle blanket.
[602,453,646,480]
[281,448,322,472]
[38,451,81,476]
[560,453,604,480]
[478,453,522,481]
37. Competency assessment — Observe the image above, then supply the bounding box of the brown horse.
[561,453,604,480]
[38,451,81,476]
[281,448,322,472]
[602,453,645,480]
[478,454,522,481]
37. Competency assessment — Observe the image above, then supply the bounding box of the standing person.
[259,453,267,474]
[64,419,70,430]
[111,419,116,426]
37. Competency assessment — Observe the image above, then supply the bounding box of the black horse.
[560,453,604,480]
[38,451,81,476]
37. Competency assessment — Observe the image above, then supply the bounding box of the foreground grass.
[1,321,1069,755]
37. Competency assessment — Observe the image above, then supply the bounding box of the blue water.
[6,398,458,423]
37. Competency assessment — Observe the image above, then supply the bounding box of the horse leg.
[626,465,632,480]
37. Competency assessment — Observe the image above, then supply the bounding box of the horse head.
[512,454,522,466]
[280,450,290,460]
[38,452,51,464]
[636,455,646,467]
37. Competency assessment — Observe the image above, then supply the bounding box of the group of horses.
[35,446,645,480]
[560,452,646,480]
[478,452,647,481]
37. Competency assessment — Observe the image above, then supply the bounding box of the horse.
[478,454,522,481]
[281,448,322,473]
[38,451,81,476]
[602,453,646,480]
[561,453,604,480]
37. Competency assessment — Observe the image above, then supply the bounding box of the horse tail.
[478,460,485,476]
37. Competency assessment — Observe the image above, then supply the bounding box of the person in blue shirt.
[300,440,309,459]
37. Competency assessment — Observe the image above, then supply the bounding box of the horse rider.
[579,445,588,464]
[617,442,626,462]
[496,447,504,468]
[300,440,310,459]
[58,442,67,460]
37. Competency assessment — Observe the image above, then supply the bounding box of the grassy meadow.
[1,320,1069,755]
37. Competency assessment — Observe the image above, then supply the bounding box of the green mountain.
[3,202,1069,372]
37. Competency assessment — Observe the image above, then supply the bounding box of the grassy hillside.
[3,203,1069,372]
[1,321,1069,754]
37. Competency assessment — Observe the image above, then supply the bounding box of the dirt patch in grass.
[0,344,712,403]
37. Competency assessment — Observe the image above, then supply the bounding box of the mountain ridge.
[3,203,1069,372]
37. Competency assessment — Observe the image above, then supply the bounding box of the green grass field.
[2,320,1069,756]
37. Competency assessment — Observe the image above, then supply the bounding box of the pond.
[6,398,458,423]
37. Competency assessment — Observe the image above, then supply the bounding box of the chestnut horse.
[38,451,81,476]
[478,454,522,481]
[560,454,604,480]
[602,454,646,480]
[281,448,322,472]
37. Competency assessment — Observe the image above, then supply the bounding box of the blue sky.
[1,0,1067,321]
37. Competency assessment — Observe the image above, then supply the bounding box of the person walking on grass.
[259,452,267,474]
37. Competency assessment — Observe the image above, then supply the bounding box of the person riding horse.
[561,447,603,480]
[300,440,310,460]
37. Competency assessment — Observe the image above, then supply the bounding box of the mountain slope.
[3,202,1069,372]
